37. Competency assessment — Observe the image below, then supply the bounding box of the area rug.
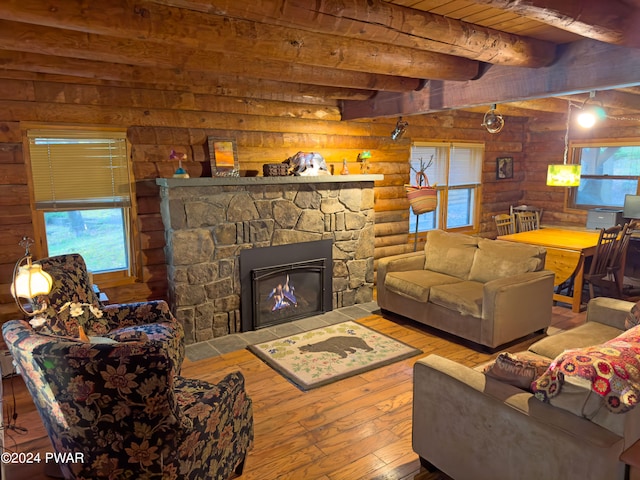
[247,320,422,391]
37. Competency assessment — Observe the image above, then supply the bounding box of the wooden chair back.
[494,213,516,236]
[584,225,623,300]
[516,211,540,232]
[608,221,640,297]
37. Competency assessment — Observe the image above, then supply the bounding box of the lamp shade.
[11,263,53,299]
[546,164,582,187]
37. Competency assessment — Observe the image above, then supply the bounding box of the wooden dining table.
[498,227,602,312]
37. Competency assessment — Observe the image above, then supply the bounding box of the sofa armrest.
[376,251,425,306]
[413,355,624,480]
[480,270,555,348]
[586,297,635,330]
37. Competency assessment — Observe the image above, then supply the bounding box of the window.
[26,127,137,285]
[569,142,640,209]
[409,142,483,233]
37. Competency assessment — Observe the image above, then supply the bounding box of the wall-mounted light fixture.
[391,117,408,141]
[546,101,581,187]
[482,104,504,133]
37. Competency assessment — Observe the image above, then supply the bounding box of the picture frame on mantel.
[496,156,513,180]
[207,136,239,176]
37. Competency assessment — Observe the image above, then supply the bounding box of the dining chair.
[608,221,640,298]
[583,225,623,300]
[516,211,540,232]
[494,213,516,236]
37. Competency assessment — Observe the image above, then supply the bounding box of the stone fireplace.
[156,175,382,344]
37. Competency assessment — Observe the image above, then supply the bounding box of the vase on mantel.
[340,159,350,175]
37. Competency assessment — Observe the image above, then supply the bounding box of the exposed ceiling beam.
[148,0,557,67]
[468,0,639,46]
[0,1,479,82]
[0,21,425,92]
[341,40,640,119]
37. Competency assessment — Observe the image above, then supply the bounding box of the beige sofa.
[377,229,555,349]
[413,297,639,480]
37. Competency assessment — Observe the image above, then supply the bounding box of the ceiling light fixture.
[575,91,606,129]
[546,101,581,187]
[391,117,408,141]
[482,104,504,134]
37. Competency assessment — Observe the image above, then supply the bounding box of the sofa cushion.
[625,300,640,330]
[424,230,479,280]
[385,270,462,303]
[484,352,552,390]
[532,325,640,415]
[528,322,623,360]
[468,238,546,283]
[429,280,484,317]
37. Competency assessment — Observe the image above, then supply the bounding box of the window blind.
[27,129,131,210]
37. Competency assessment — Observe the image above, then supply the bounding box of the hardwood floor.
[2,307,585,480]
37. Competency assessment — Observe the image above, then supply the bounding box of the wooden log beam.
[341,40,640,120]
[147,0,556,67]
[0,22,422,92]
[0,50,375,102]
[0,2,479,82]
[468,0,639,47]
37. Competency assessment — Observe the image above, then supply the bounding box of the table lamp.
[10,237,53,317]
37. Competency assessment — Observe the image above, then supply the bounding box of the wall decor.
[208,137,239,176]
[496,156,513,179]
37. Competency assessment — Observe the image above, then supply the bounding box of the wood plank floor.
[2,306,585,480]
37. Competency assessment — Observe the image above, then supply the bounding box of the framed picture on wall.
[496,156,513,180]
[207,137,239,176]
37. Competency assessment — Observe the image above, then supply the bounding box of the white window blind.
[28,129,131,210]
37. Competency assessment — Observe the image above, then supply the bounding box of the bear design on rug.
[298,336,374,359]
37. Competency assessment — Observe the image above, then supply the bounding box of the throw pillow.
[484,352,551,391]
[625,300,640,330]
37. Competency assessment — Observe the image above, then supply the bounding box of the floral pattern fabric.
[532,325,640,413]
[3,320,254,479]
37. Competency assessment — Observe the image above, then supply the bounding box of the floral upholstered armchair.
[3,253,254,479]
[32,253,185,368]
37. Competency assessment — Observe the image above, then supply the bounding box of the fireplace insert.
[240,239,333,330]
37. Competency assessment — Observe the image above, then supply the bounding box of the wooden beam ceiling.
[0,0,638,121]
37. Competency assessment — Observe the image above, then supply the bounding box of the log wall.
[0,74,634,324]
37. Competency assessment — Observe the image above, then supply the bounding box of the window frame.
[567,139,640,211]
[409,141,483,236]
[23,124,140,288]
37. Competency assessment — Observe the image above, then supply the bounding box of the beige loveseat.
[413,297,639,480]
[377,229,555,349]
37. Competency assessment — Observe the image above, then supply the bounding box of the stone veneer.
[156,175,382,344]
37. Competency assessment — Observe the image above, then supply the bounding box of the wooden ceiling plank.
[467,0,638,46]
[146,0,557,67]
[341,39,640,119]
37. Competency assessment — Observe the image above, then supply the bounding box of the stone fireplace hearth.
[156,175,382,344]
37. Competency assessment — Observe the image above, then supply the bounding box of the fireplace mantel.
[156,174,383,188]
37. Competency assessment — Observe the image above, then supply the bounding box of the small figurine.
[340,158,350,175]
[170,149,189,178]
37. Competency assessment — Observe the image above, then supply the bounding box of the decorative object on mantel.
[340,158,350,175]
[262,163,289,177]
[207,136,240,177]
[358,150,371,173]
[284,151,331,176]
[170,149,189,178]
[247,319,421,391]
[547,100,582,187]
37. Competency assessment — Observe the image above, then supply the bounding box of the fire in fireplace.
[240,240,333,330]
